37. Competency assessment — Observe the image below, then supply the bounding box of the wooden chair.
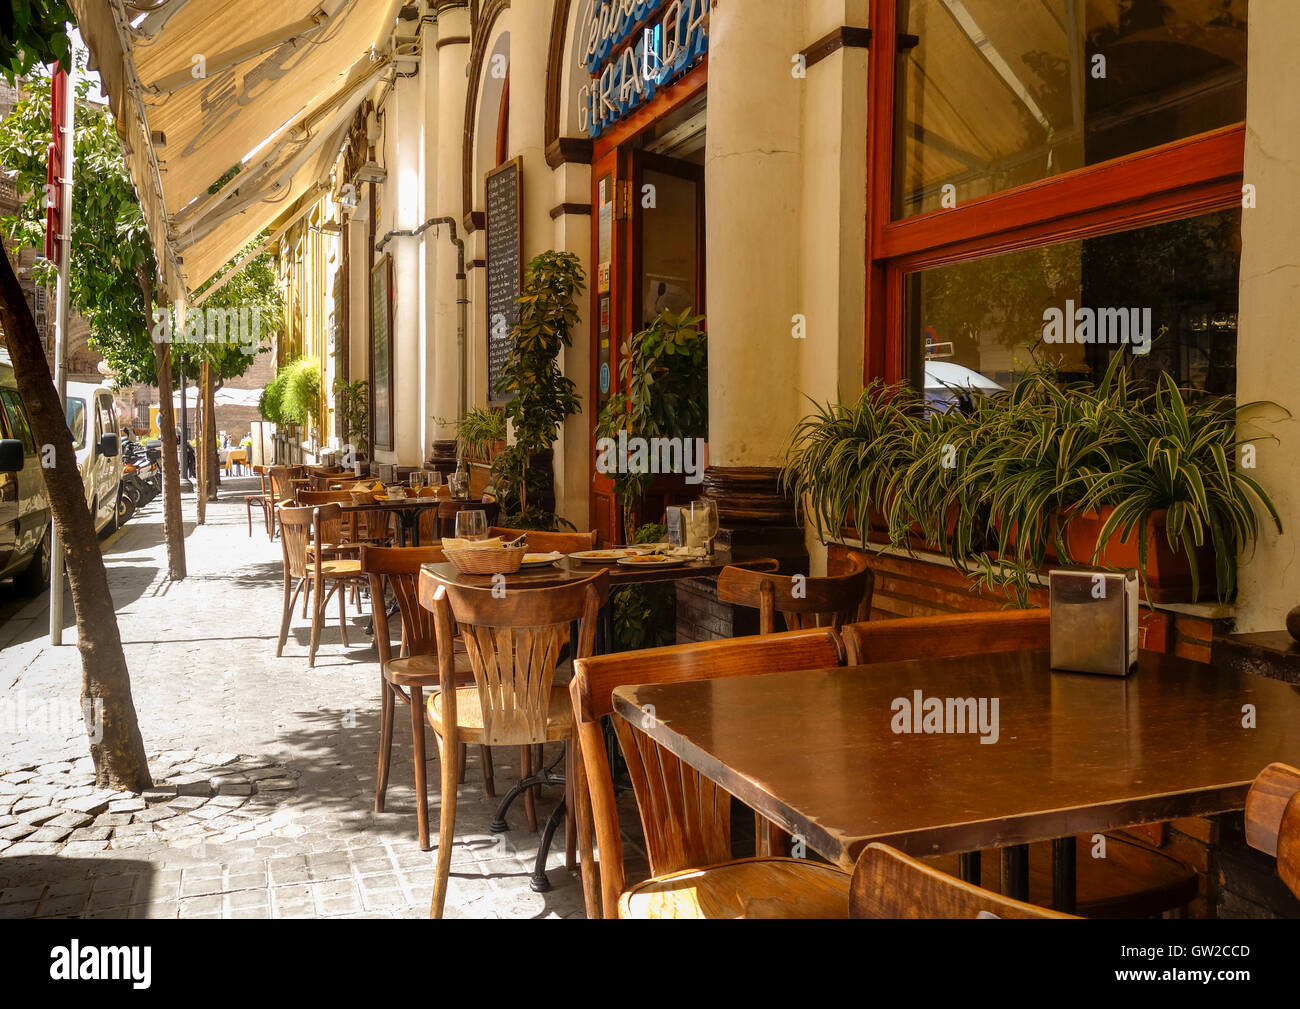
[839,609,1198,917]
[424,570,610,917]
[245,465,274,539]
[716,551,874,633]
[361,545,493,850]
[1245,761,1300,899]
[569,629,853,919]
[276,503,365,667]
[850,843,1076,918]
[488,527,597,554]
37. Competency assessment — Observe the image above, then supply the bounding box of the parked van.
[0,359,53,594]
[65,381,121,535]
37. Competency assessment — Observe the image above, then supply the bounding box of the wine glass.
[455,509,488,541]
[408,470,425,491]
[688,498,719,555]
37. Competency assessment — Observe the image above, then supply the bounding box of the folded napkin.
[667,546,707,559]
[441,537,504,552]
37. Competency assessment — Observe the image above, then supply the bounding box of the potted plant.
[333,376,369,466]
[594,307,708,540]
[453,406,506,494]
[785,354,1283,604]
[493,250,584,529]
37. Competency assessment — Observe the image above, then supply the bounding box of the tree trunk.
[0,251,152,791]
[141,272,186,580]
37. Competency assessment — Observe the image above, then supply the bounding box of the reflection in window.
[67,397,87,450]
[893,0,1248,218]
[904,208,1241,405]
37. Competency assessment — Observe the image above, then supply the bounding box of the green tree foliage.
[0,0,72,80]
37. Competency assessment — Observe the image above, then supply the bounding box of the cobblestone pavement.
[0,483,647,918]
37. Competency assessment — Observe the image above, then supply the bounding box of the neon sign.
[577,0,709,139]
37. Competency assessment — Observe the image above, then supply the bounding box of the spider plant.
[782,381,923,545]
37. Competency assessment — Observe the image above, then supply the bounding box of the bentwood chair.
[361,545,493,850]
[716,551,874,634]
[850,843,1076,919]
[716,553,873,855]
[245,465,274,539]
[1245,762,1300,899]
[569,629,853,919]
[266,466,304,538]
[839,609,1198,917]
[424,571,610,917]
[276,503,365,667]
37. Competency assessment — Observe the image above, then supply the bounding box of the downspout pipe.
[375,216,468,422]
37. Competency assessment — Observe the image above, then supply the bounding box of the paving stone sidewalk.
[0,484,645,918]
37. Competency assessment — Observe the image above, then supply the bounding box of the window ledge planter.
[1064,506,1219,603]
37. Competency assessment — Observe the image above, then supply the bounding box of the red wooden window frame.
[864,0,1247,387]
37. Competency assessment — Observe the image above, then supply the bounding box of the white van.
[65,381,121,535]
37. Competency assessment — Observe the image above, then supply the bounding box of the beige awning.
[70,0,399,300]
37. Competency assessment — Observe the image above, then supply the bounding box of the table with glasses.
[612,647,1300,913]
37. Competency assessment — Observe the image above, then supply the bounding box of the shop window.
[868,0,1248,396]
[893,0,1247,218]
[905,207,1241,406]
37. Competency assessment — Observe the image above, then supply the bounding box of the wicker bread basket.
[444,545,527,575]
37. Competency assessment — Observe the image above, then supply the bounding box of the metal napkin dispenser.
[1048,569,1139,676]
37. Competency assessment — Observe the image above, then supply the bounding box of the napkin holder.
[1048,569,1139,677]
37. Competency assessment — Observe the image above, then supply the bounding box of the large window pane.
[904,208,1241,405]
[893,0,1248,218]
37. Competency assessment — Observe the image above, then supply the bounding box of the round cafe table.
[339,496,499,546]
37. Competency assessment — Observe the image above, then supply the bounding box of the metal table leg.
[1052,836,1077,913]
[1001,844,1029,901]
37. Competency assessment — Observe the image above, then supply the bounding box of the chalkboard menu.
[485,157,523,404]
[370,255,393,450]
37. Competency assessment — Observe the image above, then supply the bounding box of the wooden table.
[421,549,777,591]
[613,647,1300,909]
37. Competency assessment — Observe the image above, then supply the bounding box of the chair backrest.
[849,843,1076,918]
[360,545,448,661]
[570,628,844,918]
[1245,761,1300,898]
[488,526,597,553]
[429,570,610,747]
[296,488,354,506]
[278,503,315,580]
[840,608,1051,666]
[351,490,395,541]
[268,465,303,502]
[717,553,873,634]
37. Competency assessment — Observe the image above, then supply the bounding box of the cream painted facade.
[269,0,1299,622]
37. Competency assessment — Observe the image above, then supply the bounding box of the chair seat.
[619,857,852,919]
[313,558,362,578]
[427,685,573,743]
[926,833,1197,917]
[384,652,472,686]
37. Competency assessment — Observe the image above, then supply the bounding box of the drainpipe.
[375,216,468,422]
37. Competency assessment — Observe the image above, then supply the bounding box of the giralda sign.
[578,0,709,139]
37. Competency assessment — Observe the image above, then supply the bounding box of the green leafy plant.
[494,250,585,527]
[594,307,708,538]
[267,358,322,429]
[455,406,506,462]
[259,371,289,426]
[333,377,369,456]
[785,355,1285,604]
[611,523,674,651]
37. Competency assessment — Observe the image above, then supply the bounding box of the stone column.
[703,0,808,571]
[1234,4,1300,631]
[388,74,424,466]
[430,6,471,471]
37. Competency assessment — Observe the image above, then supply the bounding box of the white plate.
[568,549,638,564]
[519,552,564,567]
[616,554,687,568]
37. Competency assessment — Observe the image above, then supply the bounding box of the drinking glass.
[455,509,488,541]
[688,498,719,555]
[408,470,425,491]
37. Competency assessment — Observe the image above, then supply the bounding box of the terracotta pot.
[995,513,1060,563]
[1063,506,1220,603]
